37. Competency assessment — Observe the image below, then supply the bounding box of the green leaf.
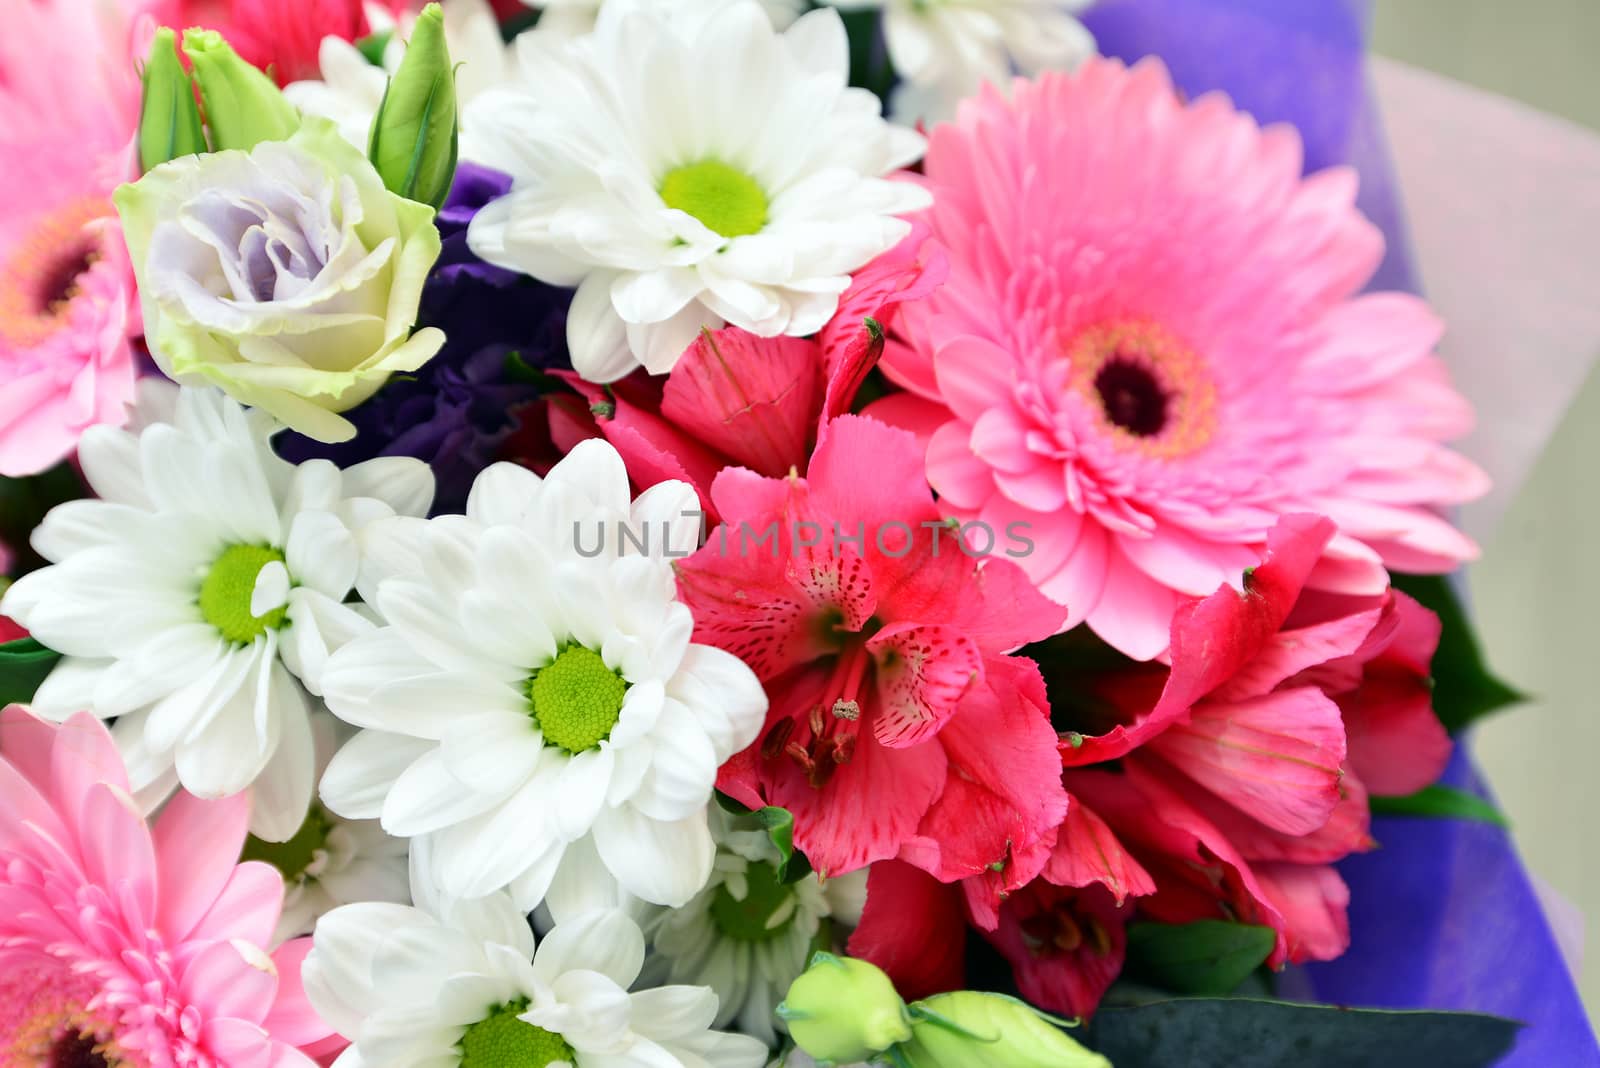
[711,796,814,882]
[368,3,459,209]
[0,462,86,575]
[1083,997,1521,1068]
[0,638,62,707]
[138,27,208,172]
[1122,921,1277,997]
[839,9,895,104]
[1391,572,1523,732]
[753,805,814,883]
[1369,784,1509,828]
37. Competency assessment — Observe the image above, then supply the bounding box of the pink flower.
[876,57,1488,659]
[140,0,415,84]
[0,707,334,1066]
[678,414,1067,879]
[1063,515,1451,967]
[0,0,142,477]
[564,228,946,523]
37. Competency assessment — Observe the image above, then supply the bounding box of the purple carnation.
[275,163,573,513]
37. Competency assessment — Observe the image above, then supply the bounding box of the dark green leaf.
[1122,921,1277,996]
[1369,784,1509,828]
[0,638,62,706]
[753,805,813,883]
[1082,997,1521,1068]
[1391,573,1523,732]
[838,9,895,103]
[0,463,86,575]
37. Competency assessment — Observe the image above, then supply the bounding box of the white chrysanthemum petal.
[341,456,436,519]
[465,1,919,379]
[430,760,564,900]
[593,805,716,906]
[318,438,764,914]
[0,386,431,816]
[320,729,433,820]
[381,748,504,838]
[251,560,292,618]
[249,698,317,842]
[285,512,358,598]
[533,908,646,991]
[307,898,762,1068]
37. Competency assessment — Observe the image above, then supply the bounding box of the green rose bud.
[183,28,300,151]
[114,117,445,442]
[778,954,913,1066]
[368,2,459,209]
[898,992,1111,1068]
[138,28,207,173]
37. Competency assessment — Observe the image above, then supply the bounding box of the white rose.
[115,117,444,442]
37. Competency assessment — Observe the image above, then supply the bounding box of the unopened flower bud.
[138,28,206,172]
[899,991,1111,1068]
[183,28,300,151]
[777,953,912,1065]
[368,3,458,208]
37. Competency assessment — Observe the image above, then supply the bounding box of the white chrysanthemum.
[317,439,767,909]
[524,0,809,40]
[305,895,769,1068]
[822,0,1095,125]
[286,0,514,162]
[0,383,434,840]
[645,809,867,1046]
[465,0,930,381]
[252,709,411,943]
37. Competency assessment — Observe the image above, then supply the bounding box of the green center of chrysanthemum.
[240,803,330,882]
[660,159,769,238]
[526,645,628,754]
[458,1000,573,1068]
[709,861,796,943]
[199,544,288,644]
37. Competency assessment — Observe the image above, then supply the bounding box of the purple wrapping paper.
[1081,1,1599,1062]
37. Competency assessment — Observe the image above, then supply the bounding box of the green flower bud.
[367,3,459,209]
[898,992,1111,1068]
[777,954,912,1066]
[183,28,300,152]
[138,28,206,173]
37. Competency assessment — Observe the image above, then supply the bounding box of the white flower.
[645,809,867,1046]
[0,383,434,840]
[821,0,1096,125]
[525,0,809,40]
[286,0,516,163]
[114,117,444,443]
[317,439,767,909]
[465,0,930,381]
[304,896,770,1068]
[252,710,411,943]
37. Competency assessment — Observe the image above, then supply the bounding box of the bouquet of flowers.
[0,0,1583,1065]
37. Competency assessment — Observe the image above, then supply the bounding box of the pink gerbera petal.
[887,56,1485,659]
[0,709,331,1064]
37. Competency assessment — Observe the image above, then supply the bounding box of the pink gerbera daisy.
[0,707,334,1067]
[0,0,142,477]
[879,57,1489,659]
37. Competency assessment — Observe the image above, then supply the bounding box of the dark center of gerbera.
[1093,354,1169,437]
[49,1031,111,1068]
[0,197,109,348]
[1066,319,1217,458]
[34,242,99,315]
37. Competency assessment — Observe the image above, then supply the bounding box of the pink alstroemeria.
[563,229,947,523]
[1061,514,1451,966]
[678,414,1067,880]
